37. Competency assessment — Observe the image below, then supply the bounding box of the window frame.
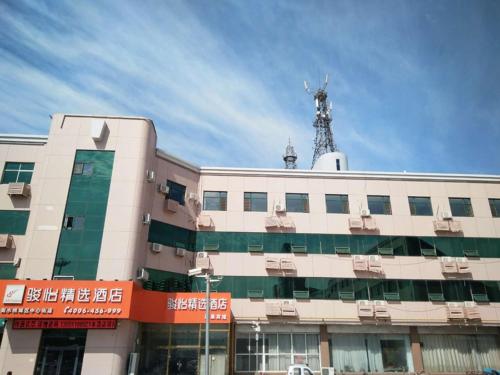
[244,192,268,212]
[325,194,349,214]
[1,162,35,184]
[449,197,474,217]
[408,196,433,216]
[285,193,310,213]
[203,191,228,211]
[367,195,392,215]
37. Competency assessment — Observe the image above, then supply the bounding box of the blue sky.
[0,0,499,173]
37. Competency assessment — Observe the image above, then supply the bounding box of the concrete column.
[319,324,330,368]
[409,326,424,372]
[0,322,41,374]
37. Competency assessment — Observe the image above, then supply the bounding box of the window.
[244,192,267,212]
[408,196,433,216]
[368,195,392,215]
[166,180,186,205]
[73,162,93,176]
[203,191,227,211]
[286,193,309,213]
[326,194,349,214]
[1,162,34,184]
[489,198,500,217]
[449,197,473,217]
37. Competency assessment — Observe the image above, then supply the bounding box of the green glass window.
[489,198,500,218]
[367,195,392,215]
[244,192,267,212]
[325,194,349,214]
[203,191,227,211]
[286,193,309,213]
[449,197,474,217]
[1,162,34,184]
[408,196,433,216]
[167,180,186,205]
[0,210,30,234]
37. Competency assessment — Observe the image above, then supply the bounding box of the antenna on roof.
[283,137,298,169]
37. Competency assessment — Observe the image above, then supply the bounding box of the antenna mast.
[283,138,297,169]
[305,74,337,168]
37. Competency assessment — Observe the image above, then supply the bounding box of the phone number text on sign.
[63,306,123,315]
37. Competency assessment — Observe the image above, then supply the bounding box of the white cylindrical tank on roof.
[312,151,348,171]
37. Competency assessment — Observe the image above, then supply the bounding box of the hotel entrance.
[34,330,86,375]
[138,323,230,375]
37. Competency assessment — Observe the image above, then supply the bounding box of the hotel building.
[0,114,499,374]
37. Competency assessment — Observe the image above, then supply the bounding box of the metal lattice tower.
[305,75,337,168]
[283,138,297,169]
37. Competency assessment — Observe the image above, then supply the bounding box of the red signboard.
[12,319,117,329]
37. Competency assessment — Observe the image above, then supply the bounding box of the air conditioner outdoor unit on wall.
[150,243,162,253]
[142,213,151,225]
[175,247,186,257]
[136,267,149,281]
[195,252,210,270]
[146,169,155,183]
[158,183,170,195]
[321,368,335,375]
[360,208,370,217]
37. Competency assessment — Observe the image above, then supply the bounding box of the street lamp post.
[204,271,210,375]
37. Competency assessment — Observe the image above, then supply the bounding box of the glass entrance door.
[40,345,82,375]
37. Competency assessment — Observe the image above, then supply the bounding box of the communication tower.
[283,138,297,169]
[305,75,337,168]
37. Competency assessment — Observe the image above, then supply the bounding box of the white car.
[287,364,315,375]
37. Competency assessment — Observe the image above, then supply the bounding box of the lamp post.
[204,271,210,375]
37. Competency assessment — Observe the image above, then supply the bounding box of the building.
[0,114,499,374]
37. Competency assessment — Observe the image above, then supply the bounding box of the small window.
[167,180,186,206]
[203,191,227,211]
[408,196,433,216]
[489,198,500,217]
[368,195,392,215]
[63,216,85,230]
[73,162,93,176]
[449,197,474,217]
[286,193,309,213]
[336,159,340,171]
[326,194,349,214]
[1,162,35,184]
[244,192,267,212]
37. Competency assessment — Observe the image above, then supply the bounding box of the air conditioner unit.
[142,213,151,225]
[188,192,198,201]
[158,183,170,195]
[321,368,336,375]
[363,217,377,230]
[353,255,368,271]
[0,234,13,249]
[175,247,186,257]
[195,252,210,270]
[360,208,371,217]
[7,182,31,197]
[368,255,383,273]
[281,300,297,316]
[456,257,470,273]
[150,243,162,253]
[464,301,481,320]
[447,302,465,319]
[265,302,281,316]
[275,203,286,213]
[165,199,179,213]
[449,221,462,233]
[433,220,450,232]
[197,215,213,228]
[442,211,453,220]
[146,169,155,183]
[374,300,390,318]
[265,257,280,270]
[136,267,149,281]
[440,257,457,273]
[348,217,363,229]
[357,300,374,317]
[280,259,296,271]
